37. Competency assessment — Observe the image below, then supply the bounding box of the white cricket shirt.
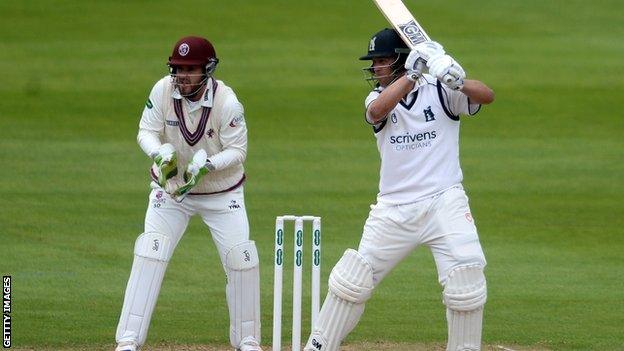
[365,75,481,205]
[138,76,247,194]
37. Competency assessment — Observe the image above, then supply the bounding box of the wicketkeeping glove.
[405,41,445,81]
[427,54,466,90]
[173,149,210,201]
[153,143,178,187]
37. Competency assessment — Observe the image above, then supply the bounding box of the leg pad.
[304,249,374,351]
[225,241,261,348]
[443,265,486,351]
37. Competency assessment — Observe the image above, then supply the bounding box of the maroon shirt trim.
[149,168,246,195]
[173,79,219,146]
[189,174,246,195]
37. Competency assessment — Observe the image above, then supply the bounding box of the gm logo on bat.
[399,20,427,45]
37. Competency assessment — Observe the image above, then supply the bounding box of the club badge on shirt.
[424,106,436,122]
[229,114,245,128]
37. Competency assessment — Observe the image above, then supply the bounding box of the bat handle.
[442,73,454,84]
[408,59,426,81]
[416,59,426,74]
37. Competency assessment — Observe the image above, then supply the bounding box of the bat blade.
[373,0,430,49]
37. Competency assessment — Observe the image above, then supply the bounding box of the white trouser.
[144,186,250,262]
[359,185,486,286]
[305,185,487,351]
[357,185,487,350]
[116,186,258,348]
[305,186,486,351]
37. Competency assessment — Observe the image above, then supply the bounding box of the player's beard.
[173,74,208,100]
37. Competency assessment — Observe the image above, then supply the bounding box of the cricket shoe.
[237,336,262,351]
[115,341,138,351]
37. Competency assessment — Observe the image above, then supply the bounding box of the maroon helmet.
[168,36,219,75]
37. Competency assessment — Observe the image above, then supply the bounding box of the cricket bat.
[373,0,454,83]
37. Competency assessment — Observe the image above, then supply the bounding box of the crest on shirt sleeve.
[146,98,153,109]
[228,114,245,128]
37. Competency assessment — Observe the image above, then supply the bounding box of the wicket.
[273,215,321,351]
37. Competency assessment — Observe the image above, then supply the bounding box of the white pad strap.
[443,265,487,311]
[304,249,374,351]
[443,265,486,351]
[225,241,261,348]
[328,249,374,303]
[116,232,172,346]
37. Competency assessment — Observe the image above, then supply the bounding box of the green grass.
[1,0,623,350]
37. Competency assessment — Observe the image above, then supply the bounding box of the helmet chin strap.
[176,75,208,99]
[169,61,217,99]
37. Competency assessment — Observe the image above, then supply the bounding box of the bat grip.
[442,73,454,84]
[415,59,426,75]
[407,59,426,81]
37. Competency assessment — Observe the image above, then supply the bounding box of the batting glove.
[173,149,211,201]
[153,143,178,187]
[405,41,445,81]
[428,54,466,90]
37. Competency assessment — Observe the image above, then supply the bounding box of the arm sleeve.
[364,89,383,125]
[440,84,481,117]
[208,97,247,171]
[137,79,166,157]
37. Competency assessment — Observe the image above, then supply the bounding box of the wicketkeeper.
[304,28,495,351]
[114,36,262,351]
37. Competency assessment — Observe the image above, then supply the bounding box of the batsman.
[304,28,495,351]
[114,36,262,351]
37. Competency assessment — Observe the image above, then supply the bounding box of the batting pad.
[225,241,261,348]
[443,265,487,351]
[116,232,172,346]
[304,249,374,351]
